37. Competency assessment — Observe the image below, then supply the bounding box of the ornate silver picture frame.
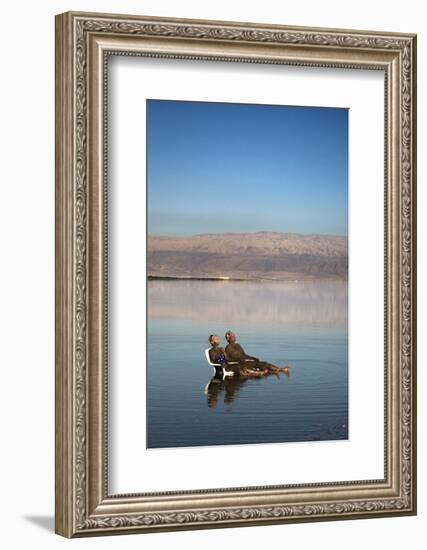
[55,11,417,537]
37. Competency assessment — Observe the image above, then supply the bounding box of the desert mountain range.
[148,232,348,280]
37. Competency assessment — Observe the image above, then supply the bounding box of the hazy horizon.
[148,229,348,238]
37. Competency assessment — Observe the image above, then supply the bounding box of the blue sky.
[147,99,348,236]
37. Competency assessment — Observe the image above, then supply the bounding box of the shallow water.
[147,279,348,448]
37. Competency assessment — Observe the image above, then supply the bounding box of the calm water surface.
[147,279,348,448]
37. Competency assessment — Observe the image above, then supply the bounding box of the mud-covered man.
[224,330,290,375]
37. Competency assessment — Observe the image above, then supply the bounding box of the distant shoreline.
[147,275,347,282]
[148,275,248,282]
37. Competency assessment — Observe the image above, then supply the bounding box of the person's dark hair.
[208,334,215,345]
[225,330,233,341]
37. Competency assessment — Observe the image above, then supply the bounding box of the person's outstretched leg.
[258,361,291,374]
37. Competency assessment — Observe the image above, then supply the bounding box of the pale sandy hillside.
[148,232,348,280]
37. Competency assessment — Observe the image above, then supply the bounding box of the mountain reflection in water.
[148,278,347,327]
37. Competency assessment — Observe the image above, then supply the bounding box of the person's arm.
[238,344,259,362]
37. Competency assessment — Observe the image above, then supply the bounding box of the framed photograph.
[55,11,417,537]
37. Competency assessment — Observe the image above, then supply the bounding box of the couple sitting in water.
[208,330,291,378]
